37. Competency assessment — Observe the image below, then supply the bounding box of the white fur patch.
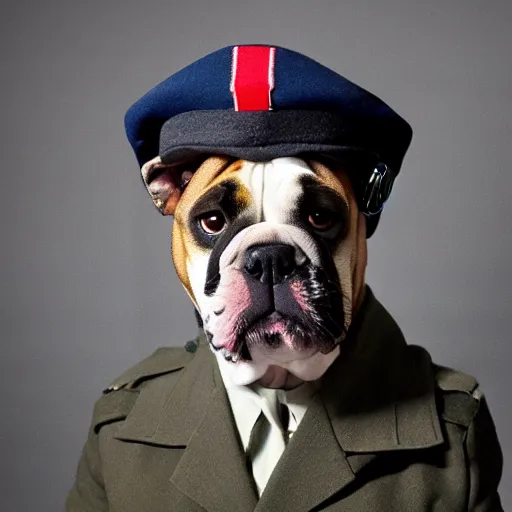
[237,157,314,223]
[216,346,341,386]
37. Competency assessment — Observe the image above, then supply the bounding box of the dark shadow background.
[1,0,510,509]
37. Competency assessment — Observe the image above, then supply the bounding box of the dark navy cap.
[125,45,413,235]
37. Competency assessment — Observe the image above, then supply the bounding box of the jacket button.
[185,340,199,353]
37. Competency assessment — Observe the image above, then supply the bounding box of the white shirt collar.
[217,356,320,450]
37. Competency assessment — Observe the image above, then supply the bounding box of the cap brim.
[159,109,390,167]
[159,110,388,237]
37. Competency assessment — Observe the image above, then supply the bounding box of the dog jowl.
[142,156,368,384]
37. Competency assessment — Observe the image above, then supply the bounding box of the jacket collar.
[114,286,444,512]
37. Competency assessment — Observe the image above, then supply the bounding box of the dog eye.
[199,211,226,235]
[308,209,335,231]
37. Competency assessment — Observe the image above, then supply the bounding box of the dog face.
[142,155,367,385]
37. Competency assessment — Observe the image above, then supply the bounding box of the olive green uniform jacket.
[66,288,503,511]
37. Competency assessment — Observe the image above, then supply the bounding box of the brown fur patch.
[172,157,251,302]
[206,159,252,212]
[308,160,367,313]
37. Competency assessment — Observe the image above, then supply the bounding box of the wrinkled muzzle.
[200,223,348,365]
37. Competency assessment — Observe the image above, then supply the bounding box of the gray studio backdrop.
[2,0,511,510]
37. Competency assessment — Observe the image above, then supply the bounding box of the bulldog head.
[141,154,368,386]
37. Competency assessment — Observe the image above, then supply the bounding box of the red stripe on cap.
[230,46,276,111]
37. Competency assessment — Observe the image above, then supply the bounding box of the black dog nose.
[243,243,297,285]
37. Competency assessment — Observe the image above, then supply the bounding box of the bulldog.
[141,154,368,388]
[67,45,504,512]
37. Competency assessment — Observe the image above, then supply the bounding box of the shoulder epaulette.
[434,364,481,428]
[103,342,198,394]
[434,365,479,394]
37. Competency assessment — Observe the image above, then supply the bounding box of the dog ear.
[140,156,196,216]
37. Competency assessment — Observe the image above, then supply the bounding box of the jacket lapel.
[169,376,258,512]
[255,393,355,512]
[115,343,258,512]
